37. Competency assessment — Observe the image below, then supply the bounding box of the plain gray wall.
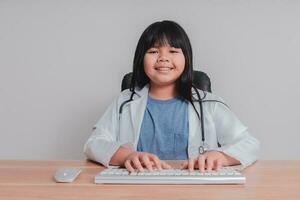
[0,0,299,160]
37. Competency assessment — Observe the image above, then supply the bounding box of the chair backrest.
[121,70,212,92]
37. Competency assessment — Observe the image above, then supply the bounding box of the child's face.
[143,44,185,87]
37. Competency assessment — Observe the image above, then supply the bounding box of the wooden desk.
[0,160,299,200]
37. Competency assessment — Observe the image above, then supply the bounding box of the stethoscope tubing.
[118,87,229,154]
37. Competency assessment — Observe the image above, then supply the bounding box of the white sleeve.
[212,100,260,168]
[83,96,125,167]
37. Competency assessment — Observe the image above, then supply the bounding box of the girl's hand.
[124,151,171,172]
[181,150,240,172]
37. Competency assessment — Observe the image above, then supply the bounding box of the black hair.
[130,20,194,103]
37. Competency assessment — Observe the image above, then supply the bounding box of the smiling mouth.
[154,66,174,72]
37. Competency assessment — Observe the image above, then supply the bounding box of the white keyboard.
[95,167,245,184]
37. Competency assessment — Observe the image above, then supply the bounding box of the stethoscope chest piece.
[198,144,207,155]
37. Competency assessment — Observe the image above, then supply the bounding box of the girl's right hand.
[124,151,171,172]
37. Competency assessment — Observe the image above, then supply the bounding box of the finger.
[150,155,162,171]
[198,154,206,172]
[180,161,188,169]
[132,156,144,172]
[124,160,135,172]
[141,155,153,172]
[161,161,172,169]
[188,158,195,171]
[206,157,214,172]
[214,159,222,171]
[150,161,155,166]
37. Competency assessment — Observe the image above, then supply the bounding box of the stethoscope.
[118,86,229,155]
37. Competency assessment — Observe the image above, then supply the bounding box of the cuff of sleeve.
[212,133,260,169]
[84,139,136,168]
[120,142,135,150]
[83,139,121,168]
[214,146,256,169]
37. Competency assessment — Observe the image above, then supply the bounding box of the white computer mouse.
[54,167,82,183]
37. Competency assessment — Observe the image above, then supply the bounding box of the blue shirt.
[137,95,189,160]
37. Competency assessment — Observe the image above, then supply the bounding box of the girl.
[84,20,260,172]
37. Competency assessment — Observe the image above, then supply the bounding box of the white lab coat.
[84,85,260,168]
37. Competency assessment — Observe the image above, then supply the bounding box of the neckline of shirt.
[147,95,181,104]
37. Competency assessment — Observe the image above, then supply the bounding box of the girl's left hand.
[180,150,240,172]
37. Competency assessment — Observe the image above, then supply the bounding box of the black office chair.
[121,70,212,92]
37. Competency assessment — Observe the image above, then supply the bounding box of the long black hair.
[130,20,195,103]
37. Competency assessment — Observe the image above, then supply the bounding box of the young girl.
[84,20,260,172]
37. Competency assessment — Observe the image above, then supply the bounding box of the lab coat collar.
[134,84,150,98]
[133,84,206,100]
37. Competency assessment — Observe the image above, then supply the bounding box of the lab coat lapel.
[129,85,149,147]
[187,89,204,158]
[188,102,201,157]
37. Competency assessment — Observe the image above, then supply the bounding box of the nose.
[158,54,169,63]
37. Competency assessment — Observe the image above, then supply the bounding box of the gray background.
[0,0,299,160]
